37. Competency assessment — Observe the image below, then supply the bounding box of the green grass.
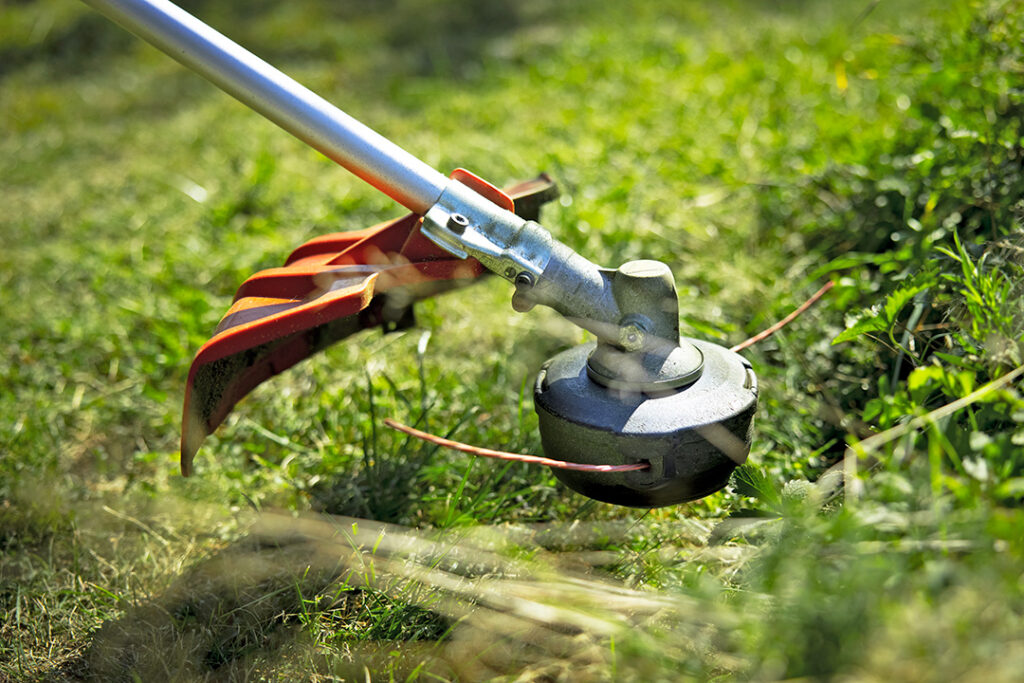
[3,0,1024,679]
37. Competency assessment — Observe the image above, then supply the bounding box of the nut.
[619,321,647,352]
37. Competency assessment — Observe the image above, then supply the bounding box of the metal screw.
[514,272,534,288]
[447,213,469,234]
[618,318,648,352]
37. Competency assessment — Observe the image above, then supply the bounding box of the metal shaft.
[82,0,447,214]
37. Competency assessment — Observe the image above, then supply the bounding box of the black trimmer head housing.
[535,339,757,507]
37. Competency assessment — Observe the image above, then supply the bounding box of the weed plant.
[2,0,1023,680]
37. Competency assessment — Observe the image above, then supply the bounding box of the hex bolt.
[447,213,470,234]
[618,316,648,352]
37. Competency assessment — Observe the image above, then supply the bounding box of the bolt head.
[447,213,469,234]
[514,272,534,288]
[619,323,645,352]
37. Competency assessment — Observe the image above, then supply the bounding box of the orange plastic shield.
[181,174,556,474]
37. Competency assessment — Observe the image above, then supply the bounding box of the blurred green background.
[2,0,1023,680]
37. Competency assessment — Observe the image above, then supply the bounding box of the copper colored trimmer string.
[383,419,649,472]
[729,280,835,353]
[384,281,835,472]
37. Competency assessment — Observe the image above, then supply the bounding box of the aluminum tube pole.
[81,0,448,214]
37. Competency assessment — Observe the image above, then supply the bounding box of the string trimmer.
[83,0,759,507]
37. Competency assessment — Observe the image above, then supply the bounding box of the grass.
[2,0,1024,679]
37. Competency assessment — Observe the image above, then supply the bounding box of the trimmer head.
[535,340,757,507]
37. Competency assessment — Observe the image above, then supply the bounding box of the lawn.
[2,0,1023,680]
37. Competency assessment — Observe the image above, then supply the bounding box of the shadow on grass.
[309,455,431,525]
[52,514,450,682]
[0,9,132,81]
[3,0,535,83]
[46,510,699,681]
[307,418,446,525]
